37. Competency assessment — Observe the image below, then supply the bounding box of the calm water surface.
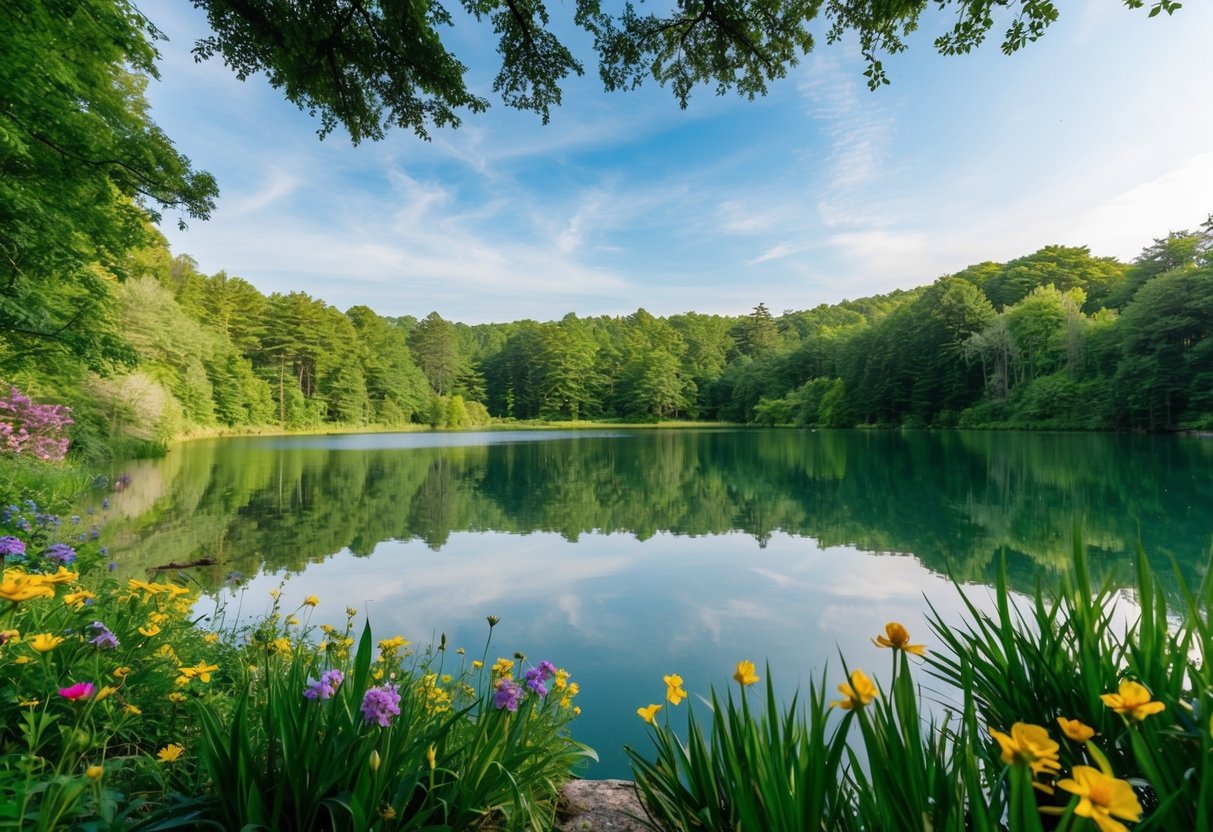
[100,429,1213,776]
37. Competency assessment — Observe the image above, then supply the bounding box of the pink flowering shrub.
[0,386,73,461]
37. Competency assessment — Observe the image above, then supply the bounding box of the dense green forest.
[2,217,1211,459]
[4,2,1209,458]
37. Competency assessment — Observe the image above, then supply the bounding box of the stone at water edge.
[556,779,652,832]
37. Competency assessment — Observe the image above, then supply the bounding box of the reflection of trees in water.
[102,431,1213,593]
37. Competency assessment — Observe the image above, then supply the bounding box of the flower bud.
[369,749,381,772]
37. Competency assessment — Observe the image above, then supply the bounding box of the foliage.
[628,534,1212,831]
[183,1,1184,140]
[0,462,591,830]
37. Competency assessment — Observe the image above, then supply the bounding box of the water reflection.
[102,429,1213,589]
[98,429,1213,776]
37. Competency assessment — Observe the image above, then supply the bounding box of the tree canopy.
[190,0,1182,141]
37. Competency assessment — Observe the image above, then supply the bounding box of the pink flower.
[58,682,96,700]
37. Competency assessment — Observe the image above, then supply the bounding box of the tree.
[187,0,1180,141]
[1,0,216,369]
[408,312,462,396]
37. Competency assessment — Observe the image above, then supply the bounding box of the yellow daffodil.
[303,595,319,607]
[0,570,55,603]
[872,622,926,655]
[63,589,96,609]
[989,722,1061,777]
[637,703,663,724]
[138,623,161,637]
[733,660,759,687]
[663,673,688,705]
[156,743,184,763]
[30,632,64,653]
[832,669,878,709]
[1057,716,1096,742]
[1101,681,1165,721]
[86,765,104,780]
[1057,766,1142,832]
[426,745,436,770]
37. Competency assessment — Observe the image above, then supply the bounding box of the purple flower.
[304,669,345,700]
[537,660,557,678]
[493,678,524,712]
[44,543,77,565]
[0,536,25,557]
[89,621,119,650]
[360,685,401,727]
[523,667,549,697]
[107,562,117,572]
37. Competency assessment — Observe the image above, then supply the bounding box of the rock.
[556,779,653,832]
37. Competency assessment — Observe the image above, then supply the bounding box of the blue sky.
[145,2,1213,324]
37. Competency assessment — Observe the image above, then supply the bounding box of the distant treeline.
[2,218,1210,458]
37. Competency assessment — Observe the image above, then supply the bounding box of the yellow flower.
[440,674,452,683]
[0,570,55,603]
[733,660,759,687]
[18,699,40,707]
[380,806,397,821]
[663,673,687,705]
[346,606,357,617]
[156,743,184,763]
[831,669,879,710]
[372,667,385,680]
[426,745,436,770]
[554,668,570,689]
[167,692,187,703]
[989,722,1061,777]
[269,589,280,600]
[456,647,465,655]
[138,623,161,638]
[872,622,926,655]
[369,749,381,771]
[14,655,31,664]
[1057,766,1142,832]
[86,765,104,780]
[203,633,219,644]
[95,685,117,702]
[492,657,514,677]
[30,632,64,652]
[637,703,663,724]
[1100,681,1165,721]
[113,666,131,678]
[303,595,319,607]
[0,628,19,644]
[472,660,483,669]
[1057,716,1096,742]
[40,566,79,585]
[573,706,582,716]
[378,635,410,655]
[271,637,292,654]
[63,590,97,609]
[286,616,299,627]
[123,704,142,716]
[128,578,162,596]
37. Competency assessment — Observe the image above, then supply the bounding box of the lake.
[98,428,1213,777]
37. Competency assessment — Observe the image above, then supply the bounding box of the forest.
[2,217,1211,460]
